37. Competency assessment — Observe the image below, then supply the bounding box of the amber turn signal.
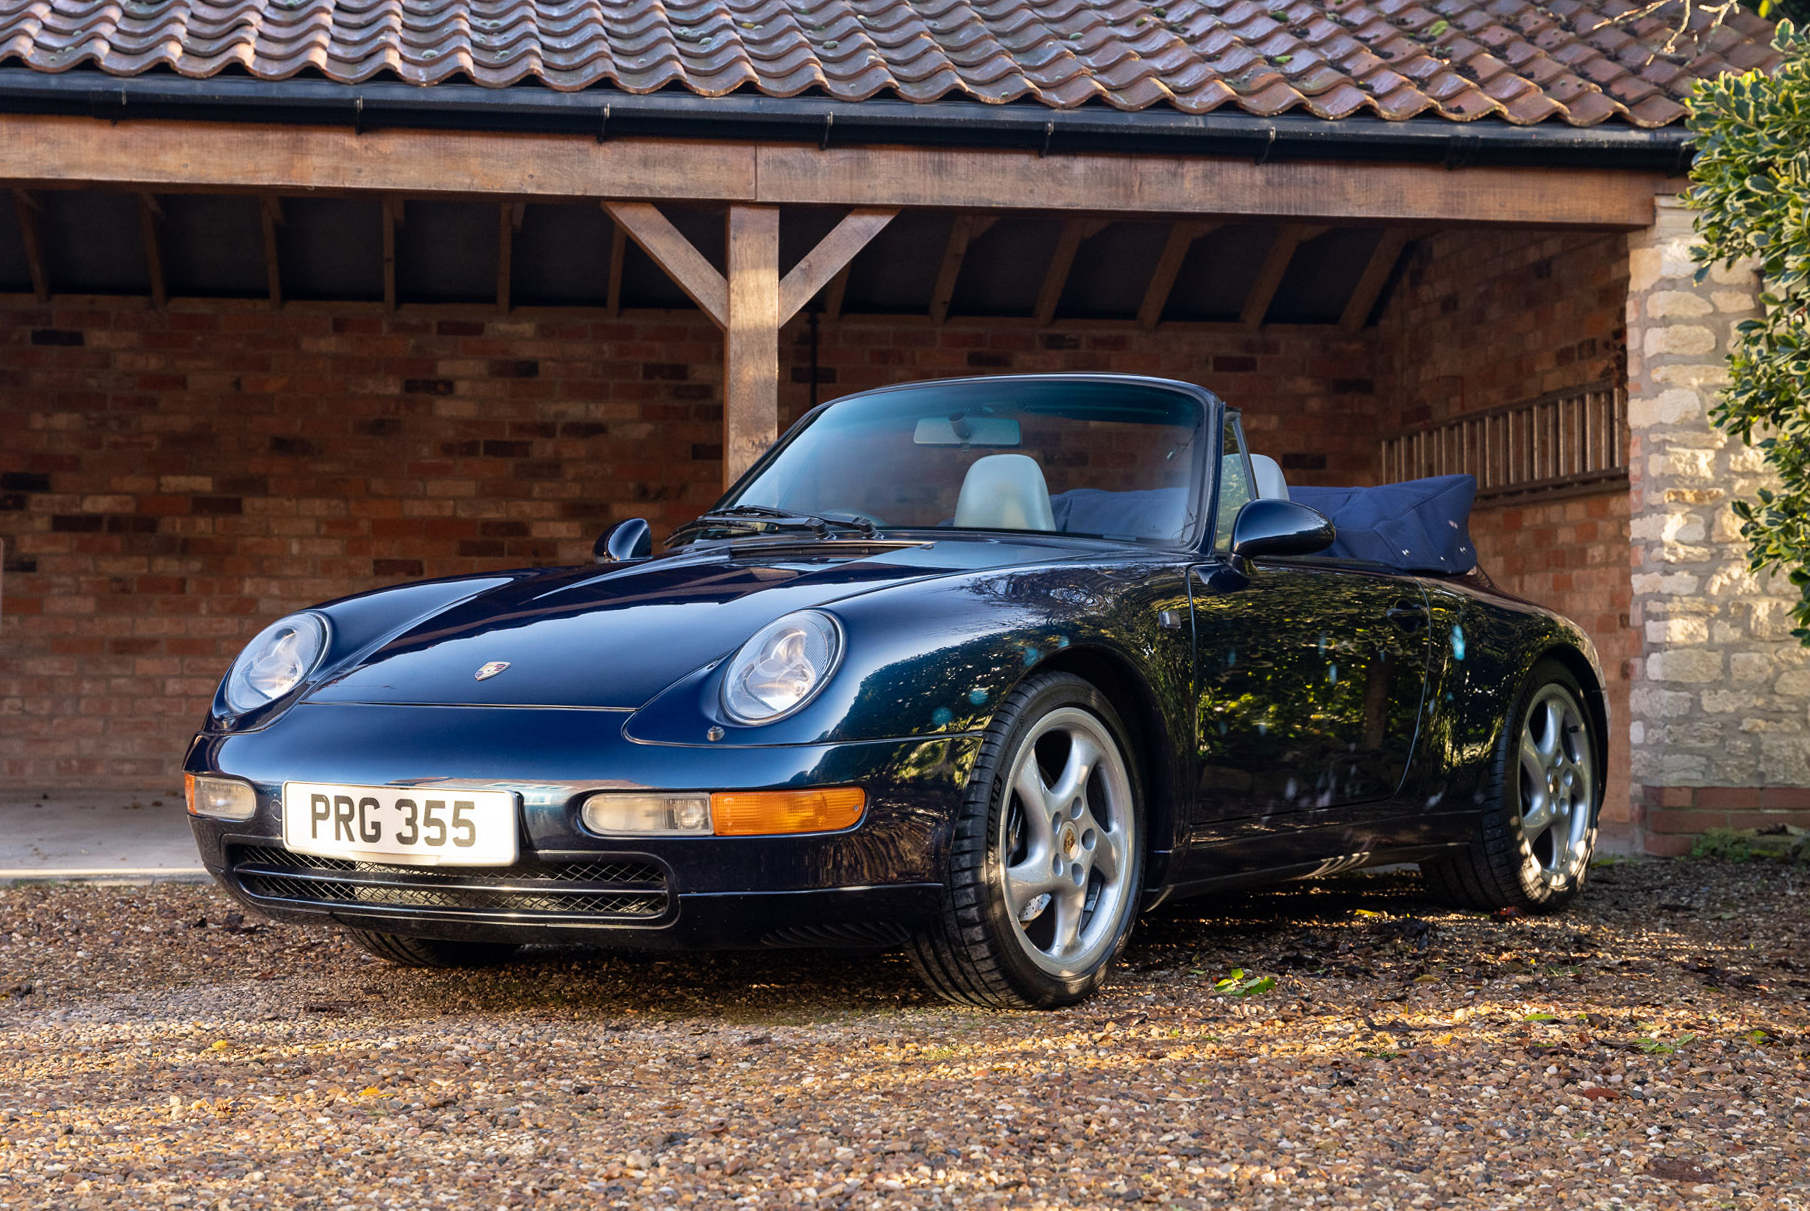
[710,787,866,836]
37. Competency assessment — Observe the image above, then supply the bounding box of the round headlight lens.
[721,611,843,725]
[224,613,330,714]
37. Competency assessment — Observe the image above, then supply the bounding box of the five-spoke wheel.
[910,672,1145,1008]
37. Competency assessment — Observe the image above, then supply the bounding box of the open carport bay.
[1,861,1807,1210]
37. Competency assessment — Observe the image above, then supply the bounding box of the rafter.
[929,214,998,325]
[605,223,627,318]
[11,189,46,303]
[1138,221,1218,331]
[1033,218,1110,327]
[261,195,284,310]
[382,196,405,313]
[1341,228,1414,333]
[1240,224,1327,330]
[138,193,165,308]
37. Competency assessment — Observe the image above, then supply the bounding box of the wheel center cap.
[1060,826,1079,858]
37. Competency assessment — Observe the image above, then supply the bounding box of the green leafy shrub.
[1686,21,1810,645]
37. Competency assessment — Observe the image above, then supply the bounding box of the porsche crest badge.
[474,661,511,681]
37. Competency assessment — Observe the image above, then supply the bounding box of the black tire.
[909,672,1146,1009]
[1420,658,1602,913]
[343,929,520,969]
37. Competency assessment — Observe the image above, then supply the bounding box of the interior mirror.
[912,415,1022,447]
[1229,499,1334,561]
[594,517,652,564]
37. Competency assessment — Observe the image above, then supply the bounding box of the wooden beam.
[724,205,779,487]
[605,222,627,318]
[1138,221,1218,331]
[1341,228,1414,333]
[261,195,283,310]
[929,215,997,325]
[496,203,513,313]
[603,201,727,326]
[382,196,403,313]
[138,193,165,308]
[0,116,1667,229]
[11,189,46,303]
[776,207,896,324]
[1240,224,1326,329]
[822,265,851,322]
[1034,218,1109,327]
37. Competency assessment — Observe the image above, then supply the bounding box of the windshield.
[711,379,1207,546]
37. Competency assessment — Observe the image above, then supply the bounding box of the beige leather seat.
[953,454,1057,532]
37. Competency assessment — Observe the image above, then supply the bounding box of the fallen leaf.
[1579,1086,1622,1101]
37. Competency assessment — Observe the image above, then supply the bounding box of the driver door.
[1189,421,1431,826]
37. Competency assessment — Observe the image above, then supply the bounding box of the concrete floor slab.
[0,790,208,883]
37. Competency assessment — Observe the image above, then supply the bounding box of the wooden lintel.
[11,189,47,303]
[776,206,896,324]
[604,201,728,326]
[1034,218,1110,327]
[724,205,780,487]
[138,193,166,308]
[823,265,851,322]
[496,203,513,313]
[605,223,627,319]
[1240,224,1327,330]
[930,215,998,325]
[1138,221,1218,331]
[382,197,401,313]
[1341,228,1414,333]
[261,195,283,310]
[0,116,1668,229]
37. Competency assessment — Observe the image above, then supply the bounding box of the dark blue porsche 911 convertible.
[185,374,1606,1008]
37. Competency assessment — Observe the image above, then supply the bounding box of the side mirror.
[594,518,652,564]
[1229,499,1335,561]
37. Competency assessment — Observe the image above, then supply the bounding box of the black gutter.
[0,67,1694,172]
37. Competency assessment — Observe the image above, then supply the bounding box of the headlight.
[224,612,330,714]
[720,610,843,725]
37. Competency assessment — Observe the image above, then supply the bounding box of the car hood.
[305,536,1102,710]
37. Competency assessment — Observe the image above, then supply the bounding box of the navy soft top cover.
[1290,475,1478,574]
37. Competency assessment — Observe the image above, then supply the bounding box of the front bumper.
[185,703,978,948]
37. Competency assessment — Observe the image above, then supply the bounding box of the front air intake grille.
[228,846,668,920]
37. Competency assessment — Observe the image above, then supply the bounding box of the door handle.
[1385,602,1428,631]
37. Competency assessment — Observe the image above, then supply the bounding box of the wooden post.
[606,201,896,488]
[724,205,780,488]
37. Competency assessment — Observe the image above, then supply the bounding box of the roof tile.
[0,0,1781,126]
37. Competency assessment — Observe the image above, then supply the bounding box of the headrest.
[953,454,1056,532]
[1250,454,1290,501]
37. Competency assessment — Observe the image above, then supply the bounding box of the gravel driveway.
[2,859,1807,1209]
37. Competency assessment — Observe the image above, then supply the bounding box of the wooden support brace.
[1341,228,1413,333]
[822,265,851,322]
[929,214,998,325]
[1240,224,1327,329]
[11,189,47,304]
[382,197,404,313]
[1034,218,1110,327]
[1138,221,1218,331]
[261,195,284,310]
[777,207,896,323]
[138,193,166,308]
[603,201,728,325]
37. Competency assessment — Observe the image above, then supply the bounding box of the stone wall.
[1625,196,1810,853]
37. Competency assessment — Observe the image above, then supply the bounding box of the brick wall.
[1376,228,1637,837]
[1,295,1380,789]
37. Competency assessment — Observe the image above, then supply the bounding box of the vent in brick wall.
[1380,383,1627,504]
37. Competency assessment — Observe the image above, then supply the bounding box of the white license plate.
[281,783,518,867]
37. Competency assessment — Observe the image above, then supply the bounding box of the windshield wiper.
[670,506,876,543]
